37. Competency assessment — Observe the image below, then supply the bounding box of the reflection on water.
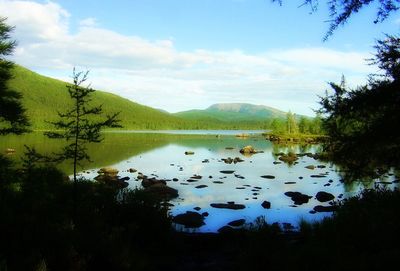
[1,131,398,232]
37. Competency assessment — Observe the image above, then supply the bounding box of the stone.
[316,191,335,202]
[313,205,338,212]
[305,165,316,170]
[278,153,298,163]
[184,151,194,155]
[239,145,257,154]
[173,211,205,228]
[210,203,246,210]
[228,219,246,227]
[144,183,179,200]
[234,157,244,163]
[261,175,275,179]
[220,170,235,174]
[97,167,119,175]
[261,201,271,209]
[195,185,208,189]
[128,168,137,173]
[284,191,312,205]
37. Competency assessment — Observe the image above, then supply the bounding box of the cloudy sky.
[1,0,398,116]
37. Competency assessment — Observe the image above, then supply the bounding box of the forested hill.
[174,103,287,122]
[8,65,197,130]
[8,65,289,130]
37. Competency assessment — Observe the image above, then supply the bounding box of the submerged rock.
[184,151,194,155]
[278,153,298,163]
[173,211,205,228]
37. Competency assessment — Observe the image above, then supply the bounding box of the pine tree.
[0,17,29,134]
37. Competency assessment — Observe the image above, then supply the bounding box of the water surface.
[2,130,398,232]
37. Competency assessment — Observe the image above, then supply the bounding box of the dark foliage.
[0,164,172,271]
[317,35,400,176]
[0,17,29,134]
[272,0,400,39]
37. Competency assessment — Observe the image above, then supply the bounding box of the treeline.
[269,111,324,135]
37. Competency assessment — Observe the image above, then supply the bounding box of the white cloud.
[0,0,375,116]
[79,17,97,27]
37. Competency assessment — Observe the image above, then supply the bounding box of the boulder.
[234,157,244,163]
[240,145,256,154]
[222,157,233,164]
[128,168,137,173]
[305,165,316,170]
[315,191,335,202]
[141,178,166,188]
[284,191,312,205]
[261,201,271,209]
[173,211,205,228]
[144,183,179,200]
[97,167,119,175]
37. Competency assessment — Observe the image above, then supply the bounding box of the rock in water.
[173,211,205,228]
[210,202,246,210]
[284,191,312,205]
[261,201,271,209]
[315,191,335,202]
[240,145,256,154]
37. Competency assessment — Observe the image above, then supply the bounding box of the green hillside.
[8,65,194,130]
[174,103,287,122]
[7,65,290,130]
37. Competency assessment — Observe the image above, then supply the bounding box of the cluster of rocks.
[94,167,129,188]
[140,175,179,200]
[221,157,244,164]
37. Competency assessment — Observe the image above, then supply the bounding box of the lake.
[2,130,398,232]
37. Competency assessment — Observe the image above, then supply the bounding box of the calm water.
[2,131,398,232]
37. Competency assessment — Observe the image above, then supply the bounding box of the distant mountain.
[174,103,287,122]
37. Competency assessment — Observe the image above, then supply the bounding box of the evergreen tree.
[286,111,298,134]
[0,17,29,134]
[45,68,121,217]
[45,68,121,183]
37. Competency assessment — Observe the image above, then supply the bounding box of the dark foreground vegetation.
[1,160,399,271]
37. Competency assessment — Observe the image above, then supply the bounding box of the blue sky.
[1,0,399,116]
